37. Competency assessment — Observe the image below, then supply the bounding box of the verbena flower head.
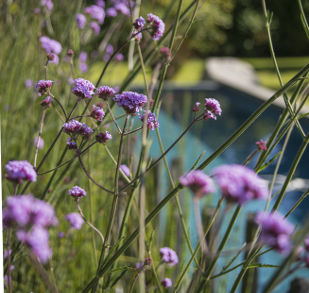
[63,120,82,134]
[85,5,105,24]
[40,0,53,11]
[96,131,112,143]
[212,164,269,205]
[139,110,159,130]
[255,211,294,253]
[256,139,267,151]
[76,13,86,29]
[91,105,105,122]
[97,86,116,100]
[90,21,100,35]
[80,123,94,138]
[160,247,178,266]
[36,80,53,96]
[72,78,95,99]
[66,138,77,149]
[180,170,215,198]
[133,16,145,30]
[17,227,52,263]
[66,213,84,230]
[204,98,222,120]
[40,36,62,55]
[193,102,200,112]
[5,160,37,183]
[40,96,53,108]
[3,195,58,228]
[68,186,86,199]
[146,13,165,41]
[120,164,130,177]
[114,91,147,114]
[161,278,172,288]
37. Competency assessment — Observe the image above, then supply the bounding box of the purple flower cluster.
[40,0,53,11]
[40,96,53,108]
[76,13,86,29]
[160,247,178,266]
[113,91,147,114]
[255,211,294,253]
[256,139,267,151]
[161,278,172,288]
[97,86,116,100]
[36,80,53,96]
[68,186,86,199]
[180,170,215,198]
[66,138,77,149]
[96,131,112,143]
[3,195,58,263]
[72,78,95,99]
[63,120,93,138]
[91,104,105,122]
[40,36,62,64]
[204,98,222,120]
[66,213,84,230]
[146,13,165,41]
[85,5,105,24]
[133,16,145,31]
[212,164,269,205]
[106,0,132,17]
[79,52,88,73]
[90,21,101,35]
[5,160,37,184]
[139,111,159,130]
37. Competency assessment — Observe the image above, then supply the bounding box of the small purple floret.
[66,213,84,230]
[120,164,130,177]
[180,170,215,198]
[97,86,116,100]
[160,247,178,266]
[91,105,105,122]
[76,13,86,29]
[85,5,105,24]
[133,16,145,31]
[213,164,269,205]
[139,110,159,130]
[146,13,165,41]
[68,186,86,199]
[113,91,147,114]
[36,80,53,96]
[161,278,172,288]
[5,160,37,183]
[72,78,95,99]
[96,131,112,143]
[255,211,294,253]
[204,98,222,120]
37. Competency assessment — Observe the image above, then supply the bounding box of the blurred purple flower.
[161,278,172,288]
[106,8,117,17]
[180,170,215,198]
[40,0,53,11]
[5,160,37,183]
[36,80,53,96]
[146,13,165,41]
[72,78,95,99]
[4,249,12,259]
[91,104,105,122]
[34,137,44,149]
[255,211,294,253]
[138,110,159,130]
[85,5,105,24]
[68,186,86,199]
[160,247,178,266]
[97,85,116,100]
[96,131,112,143]
[96,0,105,8]
[120,164,130,177]
[115,53,124,62]
[40,36,62,55]
[90,21,100,35]
[212,164,269,205]
[66,213,84,230]
[204,98,222,120]
[113,91,147,114]
[76,13,86,29]
[25,79,33,88]
[106,44,114,55]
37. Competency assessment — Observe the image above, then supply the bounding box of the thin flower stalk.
[34,109,46,168]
